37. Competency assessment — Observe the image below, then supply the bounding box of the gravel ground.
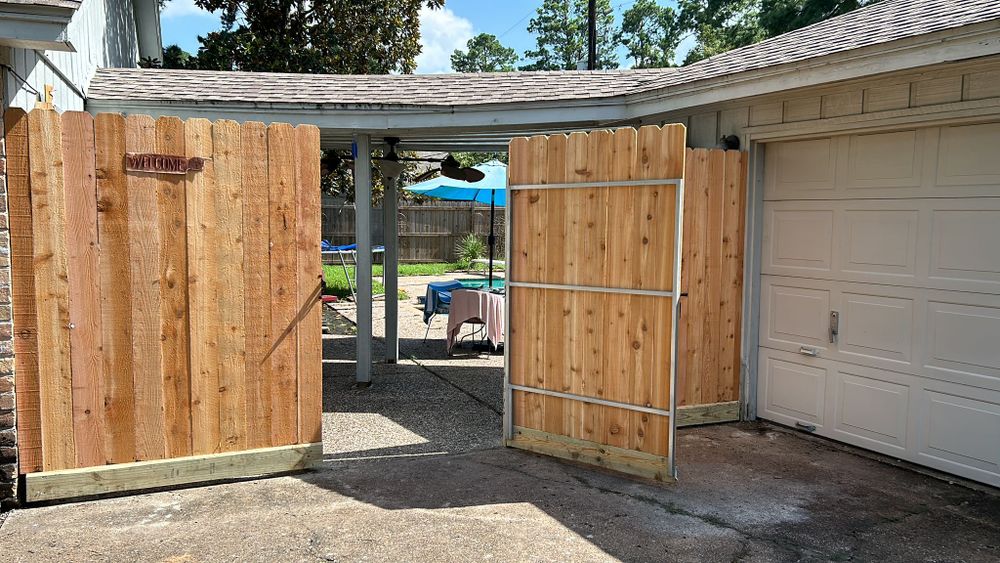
[321,273,504,460]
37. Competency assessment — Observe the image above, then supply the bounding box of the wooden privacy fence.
[507,125,686,481]
[676,148,747,423]
[6,109,323,500]
[322,202,506,263]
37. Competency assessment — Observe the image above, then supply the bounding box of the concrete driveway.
[2,283,998,562]
[2,422,998,562]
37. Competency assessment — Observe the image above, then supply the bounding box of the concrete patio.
[1,283,999,562]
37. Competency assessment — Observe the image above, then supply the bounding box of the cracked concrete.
[2,285,999,562]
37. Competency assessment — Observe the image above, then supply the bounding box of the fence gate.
[505,125,686,481]
[6,109,323,502]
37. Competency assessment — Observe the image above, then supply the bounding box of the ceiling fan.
[323,137,486,183]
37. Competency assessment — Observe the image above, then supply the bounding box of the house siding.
[5,0,138,111]
[658,57,1000,148]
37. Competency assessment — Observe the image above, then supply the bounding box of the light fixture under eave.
[374,137,406,178]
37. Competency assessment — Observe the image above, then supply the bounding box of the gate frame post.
[354,134,373,385]
[383,174,399,364]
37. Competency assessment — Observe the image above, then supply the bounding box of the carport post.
[354,133,373,384]
[384,174,399,363]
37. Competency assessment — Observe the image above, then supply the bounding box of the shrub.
[454,234,487,269]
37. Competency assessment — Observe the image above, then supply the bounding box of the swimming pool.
[458,278,506,290]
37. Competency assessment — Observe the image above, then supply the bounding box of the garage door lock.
[830,310,839,343]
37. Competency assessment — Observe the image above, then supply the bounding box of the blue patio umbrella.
[404,160,506,286]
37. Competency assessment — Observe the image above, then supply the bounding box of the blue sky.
[160,0,688,73]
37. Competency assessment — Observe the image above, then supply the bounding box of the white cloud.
[162,0,217,20]
[415,6,474,74]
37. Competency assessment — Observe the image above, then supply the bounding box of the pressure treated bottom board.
[506,426,674,482]
[25,443,323,503]
[676,401,740,427]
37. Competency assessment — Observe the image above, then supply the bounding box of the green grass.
[323,262,467,299]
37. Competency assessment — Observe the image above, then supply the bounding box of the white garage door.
[757,122,1000,487]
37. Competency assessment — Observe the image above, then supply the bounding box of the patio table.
[446,289,505,354]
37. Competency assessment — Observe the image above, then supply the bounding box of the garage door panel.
[839,292,914,365]
[764,198,1000,294]
[758,350,828,426]
[832,369,909,451]
[930,208,1000,287]
[764,137,837,199]
[760,121,1000,487]
[925,300,1000,386]
[764,207,834,272]
[917,385,1000,483]
[846,129,923,190]
[763,280,832,350]
[843,209,919,277]
[936,122,1000,190]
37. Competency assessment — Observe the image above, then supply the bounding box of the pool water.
[458,278,506,290]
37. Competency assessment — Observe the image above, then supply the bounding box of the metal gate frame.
[502,132,685,481]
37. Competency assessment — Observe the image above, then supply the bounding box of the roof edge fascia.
[625,20,1000,119]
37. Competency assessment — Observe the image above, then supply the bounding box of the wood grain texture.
[125,114,166,461]
[241,121,272,449]
[676,149,748,407]
[27,109,75,471]
[25,443,323,502]
[212,119,247,453]
[13,114,324,481]
[509,426,672,482]
[62,111,105,468]
[185,118,222,455]
[508,126,687,468]
[267,123,299,446]
[155,116,192,458]
[295,125,323,445]
[95,113,137,464]
[6,108,43,473]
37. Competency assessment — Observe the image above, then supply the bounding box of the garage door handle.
[796,422,817,432]
[799,346,819,357]
[830,310,839,344]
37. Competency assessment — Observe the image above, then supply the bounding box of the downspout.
[132,0,162,63]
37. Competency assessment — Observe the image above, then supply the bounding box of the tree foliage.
[173,0,444,73]
[522,0,618,71]
[451,33,518,73]
[678,0,881,64]
[618,0,683,69]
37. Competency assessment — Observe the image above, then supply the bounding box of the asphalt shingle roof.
[0,0,81,11]
[88,68,673,106]
[88,0,1000,107]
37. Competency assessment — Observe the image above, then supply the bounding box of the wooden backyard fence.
[6,109,323,500]
[322,201,506,263]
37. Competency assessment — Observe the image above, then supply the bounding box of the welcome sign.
[125,153,205,174]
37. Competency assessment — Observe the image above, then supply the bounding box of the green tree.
[522,0,618,71]
[162,44,195,69]
[757,0,880,36]
[678,0,881,64]
[451,33,518,72]
[190,0,445,73]
[619,0,683,68]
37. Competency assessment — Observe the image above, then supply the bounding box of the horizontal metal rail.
[509,384,672,418]
[509,178,683,190]
[508,280,674,298]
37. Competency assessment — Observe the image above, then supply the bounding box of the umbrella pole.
[488,191,495,288]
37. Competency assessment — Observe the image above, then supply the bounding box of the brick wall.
[0,131,16,509]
